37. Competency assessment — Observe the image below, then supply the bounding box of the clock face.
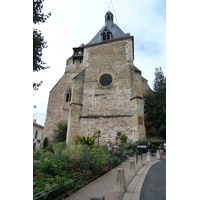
[99,74,113,86]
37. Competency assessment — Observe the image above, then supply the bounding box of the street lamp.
[97,129,101,147]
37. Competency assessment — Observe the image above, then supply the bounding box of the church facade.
[42,11,151,145]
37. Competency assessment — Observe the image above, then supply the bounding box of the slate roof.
[33,121,44,129]
[86,11,130,46]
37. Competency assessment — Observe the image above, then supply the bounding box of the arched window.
[66,89,71,102]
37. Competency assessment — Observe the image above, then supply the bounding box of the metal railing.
[33,155,127,200]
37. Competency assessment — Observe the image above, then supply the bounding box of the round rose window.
[99,74,113,86]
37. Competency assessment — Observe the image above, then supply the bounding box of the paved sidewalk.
[65,159,131,200]
[65,155,159,200]
[123,159,161,200]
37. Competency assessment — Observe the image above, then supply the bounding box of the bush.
[43,137,48,148]
[52,121,68,143]
[116,131,127,143]
[33,140,127,196]
[53,142,66,156]
[135,137,165,153]
[74,133,97,147]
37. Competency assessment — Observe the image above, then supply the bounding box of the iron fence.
[33,155,127,200]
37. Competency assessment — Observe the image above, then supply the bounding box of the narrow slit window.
[35,131,38,139]
[107,33,110,40]
[103,33,106,41]
[66,89,71,102]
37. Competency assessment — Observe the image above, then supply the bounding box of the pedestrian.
[163,141,166,157]
[107,140,112,154]
[147,141,153,156]
[159,143,164,159]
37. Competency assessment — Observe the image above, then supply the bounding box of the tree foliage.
[52,122,68,143]
[33,142,122,195]
[144,67,166,139]
[42,137,48,148]
[74,133,98,147]
[33,0,51,90]
[115,131,128,143]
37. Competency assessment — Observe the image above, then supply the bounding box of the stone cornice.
[70,102,83,106]
[80,114,132,119]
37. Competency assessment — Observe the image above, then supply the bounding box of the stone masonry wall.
[43,72,81,143]
[43,53,88,143]
[67,37,146,144]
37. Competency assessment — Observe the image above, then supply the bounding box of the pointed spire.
[105,10,114,28]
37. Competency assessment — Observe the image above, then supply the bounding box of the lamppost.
[97,129,101,147]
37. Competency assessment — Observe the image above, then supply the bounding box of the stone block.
[115,168,126,192]
[138,155,143,167]
[147,152,152,162]
[128,160,136,175]
[90,194,105,200]
[156,150,160,159]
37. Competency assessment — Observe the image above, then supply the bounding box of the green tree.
[52,122,68,143]
[33,0,51,90]
[144,67,166,139]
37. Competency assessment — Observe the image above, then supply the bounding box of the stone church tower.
[42,11,150,145]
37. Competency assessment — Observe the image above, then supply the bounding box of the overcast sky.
[33,0,166,126]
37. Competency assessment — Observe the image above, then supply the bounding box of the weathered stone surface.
[67,38,147,144]
[128,160,136,175]
[115,168,126,192]
[42,24,150,145]
[90,194,105,200]
[156,150,160,159]
[138,155,143,167]
[147,152,152,162]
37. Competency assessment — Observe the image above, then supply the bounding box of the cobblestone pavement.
[65,155,158,200]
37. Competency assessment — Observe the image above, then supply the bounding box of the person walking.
[163,141,166,157]
[159,143,164,159]
[147,142,153,156]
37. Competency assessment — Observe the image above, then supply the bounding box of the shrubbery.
[52,122,68,143]
[33,140,121,195]
[33,129,164,196]
[135,137,165,153]
[42,137,48,148]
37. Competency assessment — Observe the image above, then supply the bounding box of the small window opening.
[35,131,38,139]
[103,33,106,41]
[66,89,71,102]
[102,30,111,41]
